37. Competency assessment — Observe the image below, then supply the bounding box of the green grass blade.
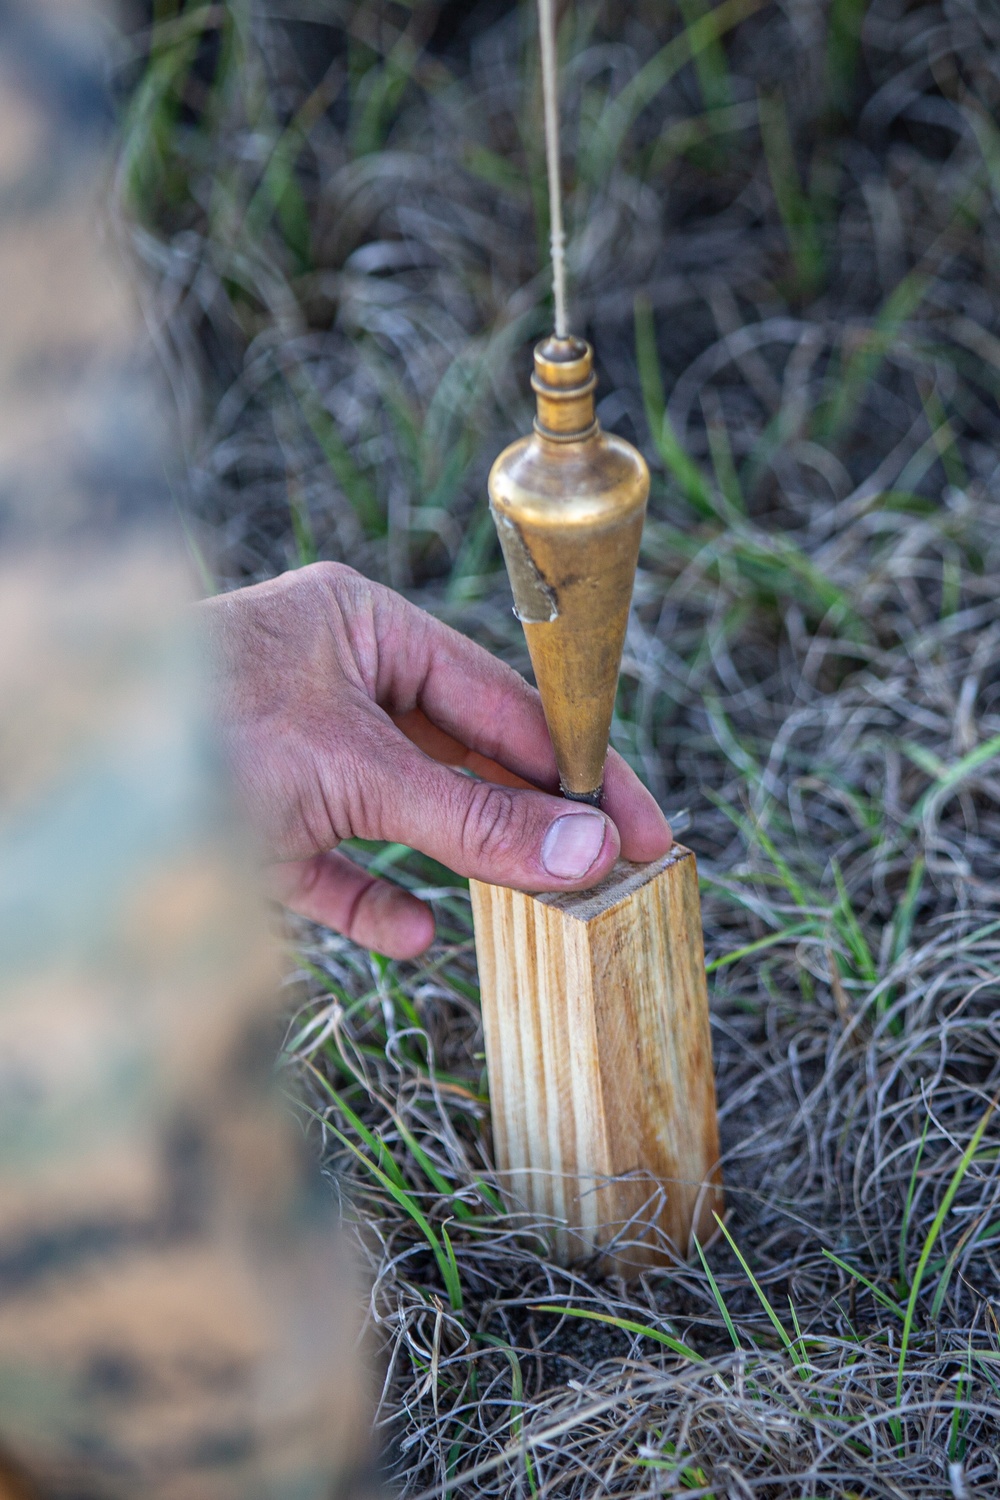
[890,857,926,966]
[693,1235,742,1352]
[826,0,867,116]
[758,88,825,298]
[786,1295,809,1370]
[894,1097,998,1428]
[351,35,419,157]
[819,272,928,441]
[634,295,667,437]
[304,1063,409,1192]
[948,1342,973,1463]
[907,734,1000,823]
[831,859,877,983]
[477,1333,538,1494]
[328,1117,464,1312]
[393,1119,475,1222]
[899,1114,931,1285]
[678,0,734,113]
[705,920,814,973]
[712,795,816,912]
[705,410,746,515]
[286,369,385,536]
[308,1028,482,1223]
[585,0,766,184]
[964,99,1000,206]
[439,1221,464,1314]
[532,1305,704,1363]
[714,1215,806,1373]
[658,415,719,519]
[634,298,717,518]
[822,1250,906,1319]
[288,479,318,567]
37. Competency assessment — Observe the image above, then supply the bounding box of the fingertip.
[585,811,621,884]
[537,806,620,888]
[602,752,673,863]
[391,899,436,960]
[271,850,436,959]
[356,882,436,960]
[623,798,673,862]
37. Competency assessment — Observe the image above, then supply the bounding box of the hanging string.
[538,0,568,338]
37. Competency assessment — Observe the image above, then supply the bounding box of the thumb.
[351,725,621,891]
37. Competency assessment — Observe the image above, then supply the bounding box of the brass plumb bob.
[488,336,650,804]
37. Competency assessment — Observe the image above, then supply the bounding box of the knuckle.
[349,777,384,842]
[341,731,394,840]
[308,561,369,626]
[460,781,525,866]
[309,559,356,591]
[291,854,325,903]
[344,875,381,944]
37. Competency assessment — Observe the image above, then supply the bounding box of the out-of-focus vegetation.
[120,3,1000,1495]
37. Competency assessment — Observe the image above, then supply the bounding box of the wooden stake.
[470,845,723,1278]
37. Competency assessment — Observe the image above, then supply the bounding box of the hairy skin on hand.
[200,562,672,959]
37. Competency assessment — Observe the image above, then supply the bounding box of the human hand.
[200,563,672,959]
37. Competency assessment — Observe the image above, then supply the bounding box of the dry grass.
[121,1,1000,1494]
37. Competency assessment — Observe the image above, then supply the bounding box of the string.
[537,0,568,338]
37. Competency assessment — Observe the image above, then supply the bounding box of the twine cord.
[538,0,568,337]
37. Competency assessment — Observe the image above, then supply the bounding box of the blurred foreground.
[0,5,372,1496]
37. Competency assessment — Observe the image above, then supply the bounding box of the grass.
[119,0,1000,1494]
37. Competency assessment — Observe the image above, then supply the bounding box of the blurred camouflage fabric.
[0,4,372,1496]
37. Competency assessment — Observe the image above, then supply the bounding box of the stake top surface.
[533,847,691,922]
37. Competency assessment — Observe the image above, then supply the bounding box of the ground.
[122,2,1000,1495]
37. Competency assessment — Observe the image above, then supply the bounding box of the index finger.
[373,592,672,864]
[373,586,561,789]
[391,707,539,790]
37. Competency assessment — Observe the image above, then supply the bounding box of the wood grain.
[470,846,723,1277]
